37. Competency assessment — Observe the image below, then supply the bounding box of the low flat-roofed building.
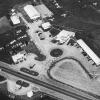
[12,50,26,63]
[35,4,53,18]
[77,39,100,66]
[56,30,75,43]
[10,14,20,25]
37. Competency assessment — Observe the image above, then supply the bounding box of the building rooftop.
[35,4,53,18]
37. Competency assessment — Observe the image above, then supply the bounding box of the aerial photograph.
[1,0,100,100]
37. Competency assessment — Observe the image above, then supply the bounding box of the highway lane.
[0,63,99,100]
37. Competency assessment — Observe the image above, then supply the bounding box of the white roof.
[27,91,33,98]
[56,30,75,42]
[58,30,75,37]
[12,53,24,63]
[10,15,20,25]
[24,5,40,20]
[42,22,51,29]
[77,39,100,65]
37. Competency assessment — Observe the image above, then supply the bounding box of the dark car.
[20,67,39,76]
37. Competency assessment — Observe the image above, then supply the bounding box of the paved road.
[0,62,99,100]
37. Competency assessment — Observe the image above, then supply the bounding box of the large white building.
[77,39,100,66]
[24,5,40,20]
